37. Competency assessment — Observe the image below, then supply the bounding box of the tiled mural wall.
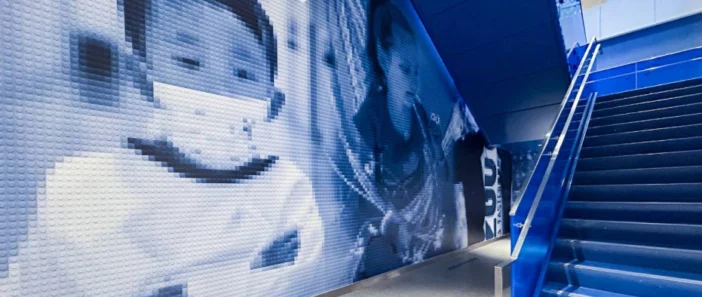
[0,0,498,296]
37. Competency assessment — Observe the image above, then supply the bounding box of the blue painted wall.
[595,12,702,71]
[410,0,571,144]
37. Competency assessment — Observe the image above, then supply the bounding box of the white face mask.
[148,82,272,170]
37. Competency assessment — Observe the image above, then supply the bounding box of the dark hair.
[123,0,277,82]
[366,0,414,85]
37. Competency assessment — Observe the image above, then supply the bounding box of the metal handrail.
[511,41,601,259]
[509,36,597,217]
[532,91,599,293]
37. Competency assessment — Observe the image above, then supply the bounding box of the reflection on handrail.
[531,91,599,292]
[509,36,597,217]
[561,93,598,217]
[511,41,601,259]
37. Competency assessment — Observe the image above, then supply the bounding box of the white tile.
[600,0,656,38]
[583,5,602,41]
[655,0,702,23]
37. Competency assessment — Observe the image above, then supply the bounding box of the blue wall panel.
[595,12,702,71]
[411,0,572,144]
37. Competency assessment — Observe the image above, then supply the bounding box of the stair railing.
[509,36,597,228]
[509,39,601,297]
[531,91,599,294]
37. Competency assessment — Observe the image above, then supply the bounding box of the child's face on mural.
[382,25,419,137]
[146,0,274,170]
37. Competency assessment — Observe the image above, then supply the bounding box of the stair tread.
[580,135,702,158]
[577,149,702,171]
[571,182,702,189]
[589,101,702,127]
[570,183,702,202]
[567,200,702,210]
[561,218,702,231]
[542,282,637,297]
[574,165,702,185]
[583,130,702,148]
[584,122,702,147]
[592,101,702,119]
[549,260,702,283]
[592,92,702,118]
[553,238,702,273]
[559,218,702,250]
[586,112,702,136]
[588,83,702,109]
[565,200,702,225]
[548,259,702,297]
[596,77,702,102]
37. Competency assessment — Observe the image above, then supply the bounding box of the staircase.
[541,78,702,297]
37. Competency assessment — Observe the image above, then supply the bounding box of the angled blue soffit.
[409,0,571,144]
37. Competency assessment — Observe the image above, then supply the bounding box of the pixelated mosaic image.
[0,0,503,296]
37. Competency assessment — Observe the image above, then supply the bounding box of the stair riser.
[589,103,702,127]
[592,93,702,118]
[563,265,702,297]
[584,123,702,147]
[586,113,702,137]
[559,220,702,250]
[596,77,702,102]
[574,166,702,185]
[570,184,702,202]
[585,84,702,110]
[578,151,702,171]
[564,203,702,225]
[552,240,702,275]
[547,263,569,285]
[580,137,702,158]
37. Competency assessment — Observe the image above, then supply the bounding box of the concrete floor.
[339,238,511,297]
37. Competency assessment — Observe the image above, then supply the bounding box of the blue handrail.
[510,40,600,297]
[509,37,597,220]
[531,91,599,295]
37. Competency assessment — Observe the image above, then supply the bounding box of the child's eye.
[400,64,411,75]
[174,56,200,70]
[235,68,258,82]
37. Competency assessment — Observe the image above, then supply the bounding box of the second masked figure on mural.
[325,0,480,279]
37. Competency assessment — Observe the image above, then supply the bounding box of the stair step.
[592,92,702,118]
[583,83,702,111]
[565,201,702,224]
[559,219,702,250]
[570,183,702,202]
[597,77,702,102]
[574,166,702,185]
[578,150,702,171]
[541,282,637,297]
[586,112,702,137]
[584,122,702,147]
[580,136,702,158]
[552,239,702,275]
[539,80,702,297]
[589,101,702,127]
[546,260,702,297]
